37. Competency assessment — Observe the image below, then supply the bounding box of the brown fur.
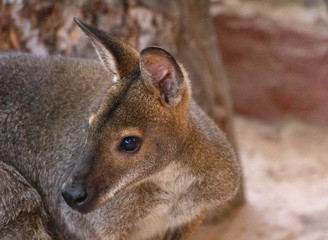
[0,19,240,239]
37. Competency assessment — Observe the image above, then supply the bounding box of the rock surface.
[212,0,328,125]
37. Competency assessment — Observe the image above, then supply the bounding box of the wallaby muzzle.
[61,150,98,213]
[61,180,89,210]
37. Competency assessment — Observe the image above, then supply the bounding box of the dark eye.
[120,136,141,153]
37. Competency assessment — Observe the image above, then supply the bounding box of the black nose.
[61,182,88,209]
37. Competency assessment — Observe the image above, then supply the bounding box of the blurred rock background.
[212,0,328,126]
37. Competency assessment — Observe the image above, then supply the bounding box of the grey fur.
[1,54,114,239]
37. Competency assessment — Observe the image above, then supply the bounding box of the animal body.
[0,19,240,240]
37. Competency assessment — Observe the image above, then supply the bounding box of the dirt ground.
[191,117,328,240]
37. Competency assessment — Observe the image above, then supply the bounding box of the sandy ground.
[191,117,328,240]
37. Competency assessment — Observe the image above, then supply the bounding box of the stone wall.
[212,0,328,125]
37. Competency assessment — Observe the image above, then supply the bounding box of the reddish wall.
[212,1,328,125]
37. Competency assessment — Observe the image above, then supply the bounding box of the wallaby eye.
[120,136,141,153]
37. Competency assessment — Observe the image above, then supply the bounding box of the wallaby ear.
[140,46,184,106]
[74,18,139,79]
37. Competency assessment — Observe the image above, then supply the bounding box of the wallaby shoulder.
[184,100,240,204]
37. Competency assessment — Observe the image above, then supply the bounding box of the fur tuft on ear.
[74,18,139,80]
[140,46,184,106]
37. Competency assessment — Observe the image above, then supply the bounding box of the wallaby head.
[61,18,192,213]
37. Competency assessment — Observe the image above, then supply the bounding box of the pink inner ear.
[143,55,175,94]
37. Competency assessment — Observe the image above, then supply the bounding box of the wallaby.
[0,18,241,240]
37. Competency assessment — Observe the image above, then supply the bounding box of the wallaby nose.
[61,182,88,209]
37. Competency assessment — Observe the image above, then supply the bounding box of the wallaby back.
[0,19,240,240]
